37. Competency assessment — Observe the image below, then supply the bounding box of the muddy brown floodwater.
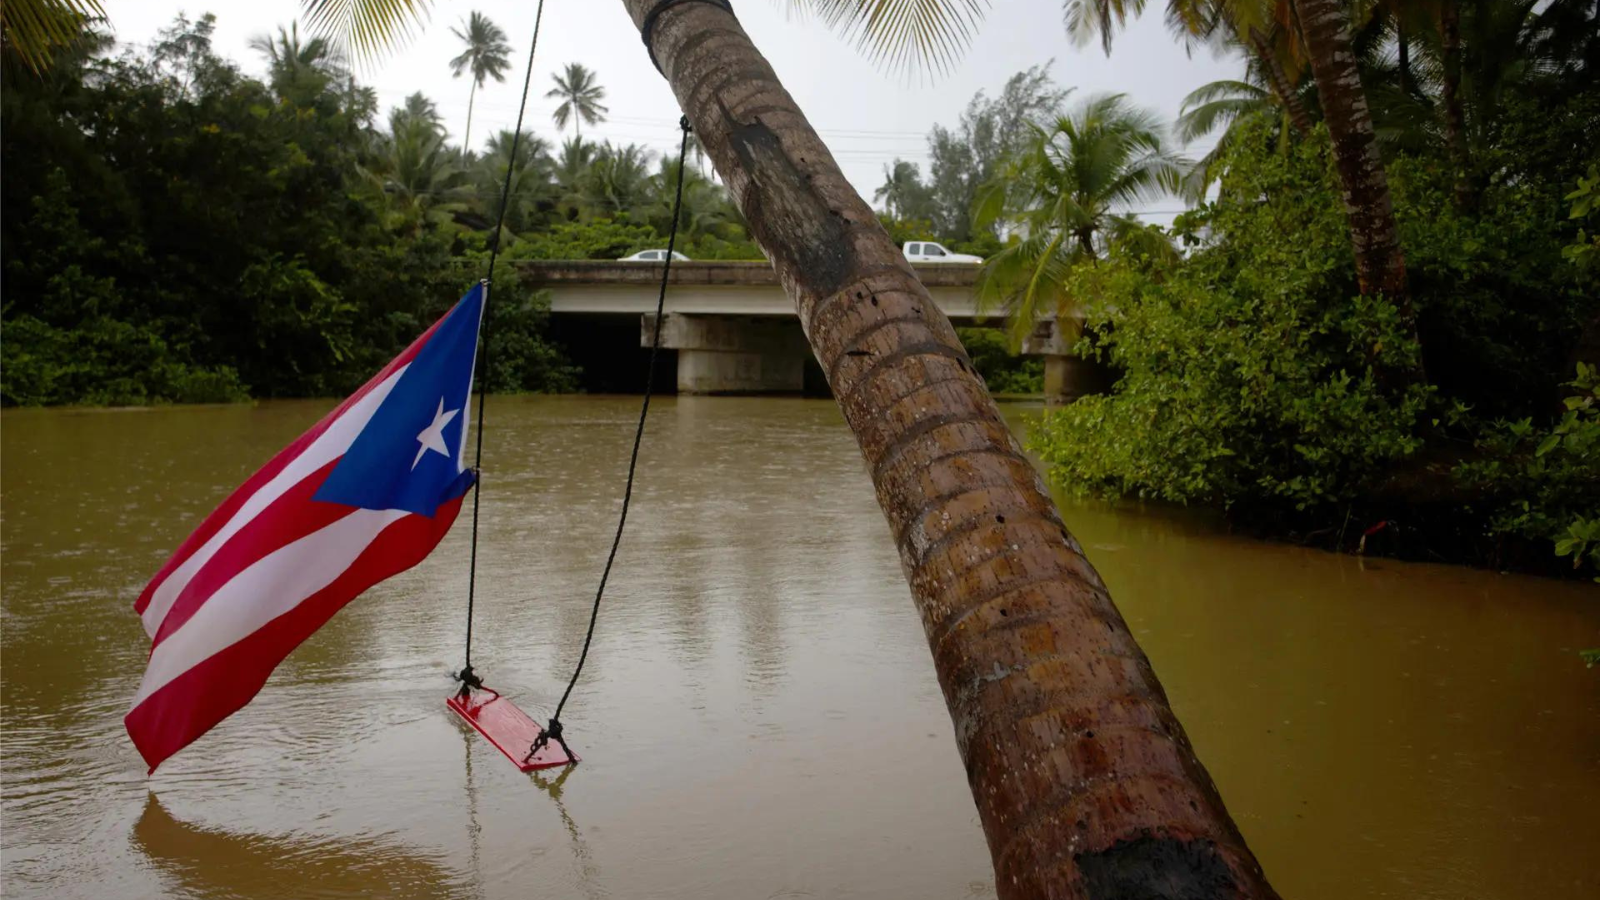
[2,396,1597,899]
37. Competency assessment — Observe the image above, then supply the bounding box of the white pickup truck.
[902,241,982,264]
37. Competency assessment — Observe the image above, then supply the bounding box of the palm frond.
[1180,78,1267,110]
[1061,0,1150,55]
[2,0,107,73]
[1177,96,1257,143]
[299,0,430,64]
[792,0,990,76]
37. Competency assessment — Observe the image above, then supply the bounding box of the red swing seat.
[447,688,578,771]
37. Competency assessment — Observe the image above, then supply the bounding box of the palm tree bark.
[1438,1,1473,210]
[465,81,477,155]
[1396,23,1415,97]
[621,2,1278,897]
[1291,0,1409,300]
[1246,31,1313,136]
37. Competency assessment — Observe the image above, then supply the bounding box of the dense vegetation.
[3,3,1595,577]
[969,1,1598,576]
[0,15,760,405]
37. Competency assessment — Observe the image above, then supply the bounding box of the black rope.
[641,0,736,72]
[458,0,548,698]
[526,116,694,764]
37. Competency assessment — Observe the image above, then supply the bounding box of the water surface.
[3,396,1596,899]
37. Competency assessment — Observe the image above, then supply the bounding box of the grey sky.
[110,0,1242,217]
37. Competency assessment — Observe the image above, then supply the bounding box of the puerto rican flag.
[126,284,486,772]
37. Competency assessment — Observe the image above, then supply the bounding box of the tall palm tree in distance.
[248,21,346,102]
[448,11,512,156]
[973,93,1187,340]
[578,142,654,219]
[546,62,608,142]
[1058,0,1409,302]
[362,96,469,234]
[475,129,555,239]
[873,159,922,218]
[394,91,444,132]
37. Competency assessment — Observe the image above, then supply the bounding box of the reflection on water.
[132,793,465,899]
[3,396,1597,899]
[528,766,601,900]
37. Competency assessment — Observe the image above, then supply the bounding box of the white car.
[620,249,691,262]
[903,241,982,264]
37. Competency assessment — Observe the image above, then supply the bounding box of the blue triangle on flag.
[315,284,484,517]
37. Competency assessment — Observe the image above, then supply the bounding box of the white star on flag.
[413,398,460,470]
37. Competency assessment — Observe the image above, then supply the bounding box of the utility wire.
[458,0,548,693]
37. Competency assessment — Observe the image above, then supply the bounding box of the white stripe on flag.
[139,366,409,637]
[131,508,410,708]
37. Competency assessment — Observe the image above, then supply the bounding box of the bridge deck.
[516,260,984,318]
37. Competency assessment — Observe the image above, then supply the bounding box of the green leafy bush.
[1030,124,1431,510]
[1028,104,1595,539]
[516,217,659,261]
[957,327,1042,395]
[1564,165,1600,272]
[1455,364,1600,578]
[479,268,581,394]
[1,20,578,405]
[1,314,248,405]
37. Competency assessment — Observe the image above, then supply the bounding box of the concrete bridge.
[517,260,1092,400]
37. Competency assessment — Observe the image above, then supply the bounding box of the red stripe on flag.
[134,316,450,616]
[150,458,352,651]
[125,495,465,773]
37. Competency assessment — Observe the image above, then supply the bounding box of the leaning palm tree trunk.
[464,81,478,154]
[1290,0,1409,301]
[1438,2,1472,211]
[1245,31,1312,136]
[622,2,1278,896]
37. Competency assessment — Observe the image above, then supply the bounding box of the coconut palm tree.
[1058,0,1413,314]
[362,96,470,234]
[394,91,444,132]
[648,158,736,239]
[474,129,556,239]
[296,2,1281,894]
[624,10,1276,894]
[249,21,346,101]
[873,159,924,218]
[578,142,653,219]
[448,12,513,156]
[1059,0,1312,134]
[546,62,608,141]
[972,94,1188,340]
[1289,0,1410,301]
[552,136,597,219]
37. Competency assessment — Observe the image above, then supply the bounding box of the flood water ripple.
[2,396,1596,899]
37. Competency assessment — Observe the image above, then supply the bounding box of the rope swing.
[449,0,695,772]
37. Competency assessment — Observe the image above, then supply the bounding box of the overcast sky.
[109,0,1243,218]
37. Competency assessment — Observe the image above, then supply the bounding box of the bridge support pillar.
[1022,318,1109,405]
[643,313,808,394]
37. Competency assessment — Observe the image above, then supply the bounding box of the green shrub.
[1,26,579,406]
[1454,364,1600,578]
[517,217,659,260]
[1029,124,1431,510]
[1,314,249,406]
[957,327,1042,395]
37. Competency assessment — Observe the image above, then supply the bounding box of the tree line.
[3,3,1595,574]
[0,13,763,407]
[869,1,1594,576]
